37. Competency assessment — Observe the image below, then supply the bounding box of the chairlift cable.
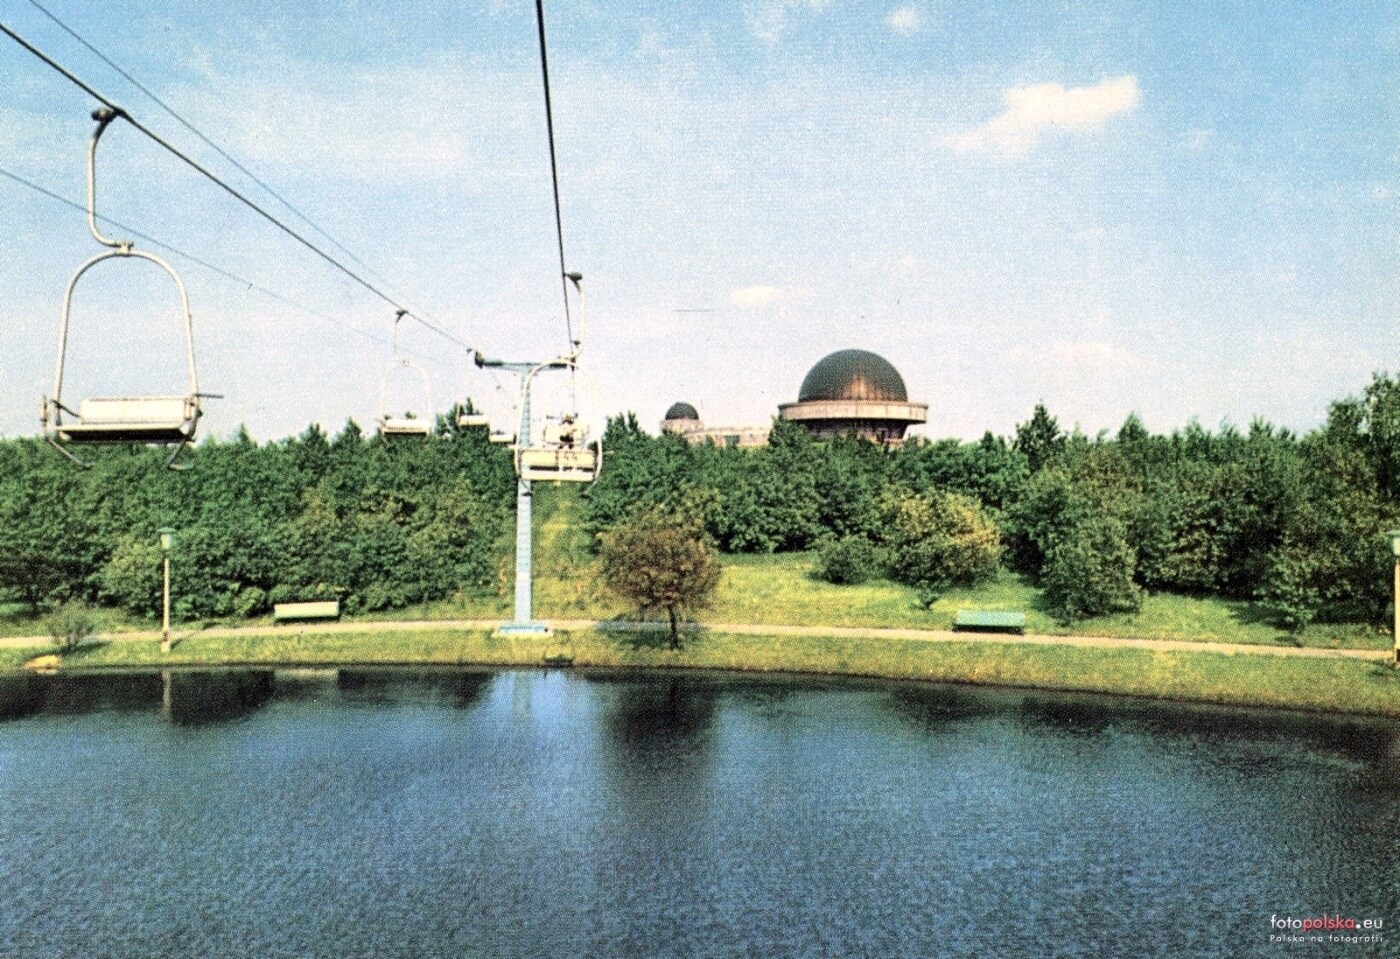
[0,20,472,354]
[21,0,402,297]
[1,166,453,371]
[532,0,574,354]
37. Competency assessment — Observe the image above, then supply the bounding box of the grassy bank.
[0,485,1387,652]
[0,645,50,671]
[24,626,1400,718]
[369,556,1386,652]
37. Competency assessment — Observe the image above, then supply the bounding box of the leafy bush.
[1256,546,1324,633]
[878,490,1002,594]
[44,600,98,653]
[814,535,879,585]
[1041,515,1142,622]
[98,535,163,616]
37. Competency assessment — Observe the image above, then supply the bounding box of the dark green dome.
[798,350,907,403]
[664,402,700,420]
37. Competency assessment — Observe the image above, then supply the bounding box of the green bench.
[273,600,341,623]
[953,610,1027,634]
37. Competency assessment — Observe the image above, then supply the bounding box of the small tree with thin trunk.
[599,510,721,650]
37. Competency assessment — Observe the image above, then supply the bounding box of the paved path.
[2,617,1390,661]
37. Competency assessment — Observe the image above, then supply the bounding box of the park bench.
[273,601,341,623]
[953,610,1027,634]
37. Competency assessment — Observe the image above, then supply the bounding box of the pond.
[0,668,1397,958]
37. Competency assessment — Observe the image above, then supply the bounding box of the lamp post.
[1388,530,1400,667]
[158,527,175,653]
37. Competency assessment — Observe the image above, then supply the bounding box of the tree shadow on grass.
[596,616,708,651]
[1221,597,1282,628]
[55,638,112,663]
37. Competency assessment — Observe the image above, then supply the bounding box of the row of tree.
[586,375,1400,627]
[0,416,515,620]
[3,377,1396,630]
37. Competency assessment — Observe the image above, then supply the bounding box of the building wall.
[661,418,770,447]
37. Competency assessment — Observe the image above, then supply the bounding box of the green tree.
[1014,403,1065,473]
[1041,513,1142,622]
[599,510,722,649]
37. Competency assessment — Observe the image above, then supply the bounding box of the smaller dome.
[664,402,700,421]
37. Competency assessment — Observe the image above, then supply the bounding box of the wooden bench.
[273,601,341,623]
[953,610,1027,634]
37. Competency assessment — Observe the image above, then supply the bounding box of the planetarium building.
[778,349,927,445]
[663,348,926,447]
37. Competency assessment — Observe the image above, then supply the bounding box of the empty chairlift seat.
[518,445,598,481]
[377,415,432,440]
[55,395,200,445]
[43,108,208,469]
[375,310,435,441]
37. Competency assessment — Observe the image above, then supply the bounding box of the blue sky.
[2,0,1396,442]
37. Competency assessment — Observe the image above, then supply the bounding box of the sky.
[1,0,1396,443]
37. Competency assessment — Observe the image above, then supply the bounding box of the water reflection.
[883,681,1400,778]
[590,673,720,758]
[165,671,275,725]
[0,675,38,719]
[36,671,165,715]
[885,683,997,732]
[586,674,721,818]
[336,669,493,711]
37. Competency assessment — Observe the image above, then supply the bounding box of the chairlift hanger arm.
[87,107,130,250]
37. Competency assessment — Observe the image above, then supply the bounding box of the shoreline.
[8,625,1399,720]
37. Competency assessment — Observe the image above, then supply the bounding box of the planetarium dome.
[798,349,908,403]
[779,349,927,446]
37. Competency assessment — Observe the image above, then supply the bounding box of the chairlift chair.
[376,310,434,440]
[42,108,207,469]
[516,410,600,483]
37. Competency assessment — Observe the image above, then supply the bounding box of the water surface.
[0,668,1396,958]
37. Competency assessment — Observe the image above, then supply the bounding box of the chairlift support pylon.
[479,273,602,637]
[41,107,210,469]
[376,309,434,440]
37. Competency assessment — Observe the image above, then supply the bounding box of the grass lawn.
[0,485,1388,653]
[707,554,1391,651]
[24,626,1400,718]
[377,546,1386,652]
[0,601,149,639]
[0,644,51,671]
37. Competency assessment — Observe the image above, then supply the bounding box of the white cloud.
[950,75,1141,155]
[885,6,921,35]
[744,0,832,45]
[731,285,790,307]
